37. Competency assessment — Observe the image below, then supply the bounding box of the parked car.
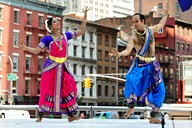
[128,112,144,119]
[0,110,30,119]
[93,111,119,119]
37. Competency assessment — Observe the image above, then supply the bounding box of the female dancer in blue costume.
[18,7,89,122]
[109,10,169,124]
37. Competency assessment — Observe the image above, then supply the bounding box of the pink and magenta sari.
[38,32,78,114]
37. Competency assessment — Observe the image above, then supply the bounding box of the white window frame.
[13,53,19,72]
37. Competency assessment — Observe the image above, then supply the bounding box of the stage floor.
[0,118,192,128]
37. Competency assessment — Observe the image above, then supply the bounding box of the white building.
[63,16,98,106]
[63,0,134,21]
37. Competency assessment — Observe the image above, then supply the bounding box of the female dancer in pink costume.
[18,7,89,122]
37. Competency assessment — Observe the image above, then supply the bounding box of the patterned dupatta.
[127,28,151,74]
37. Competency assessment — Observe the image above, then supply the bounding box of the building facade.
[63,0,134,21]
[96,24,119,106]
[0,0,64,104]
[62,15,98,106]
[134,0,192,23]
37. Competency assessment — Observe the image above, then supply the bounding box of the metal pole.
[3,55,13,105]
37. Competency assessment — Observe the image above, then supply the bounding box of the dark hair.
[133,13,145,24]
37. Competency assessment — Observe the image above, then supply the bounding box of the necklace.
[51,34,63,51]
[135,28,146,36]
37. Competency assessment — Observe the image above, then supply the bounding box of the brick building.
[96,24,119,106]
[0,0,64,104]
[134,0,192,23]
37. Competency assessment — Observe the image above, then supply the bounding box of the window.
[39,15,44,28]
[25,80,30,95]
[38,57,43,71]
[98,34,102,45]
[82,65,85,75]
[13,55,18,71]
[98,66,101,73]
[181,43,185,52]
[176,13,181,19]
[182,27,184,36]
[26,57,30,71]
[105,35,109,46]
[125,57,128,63]
[160,54,163,62]
[90,84,93,96]
[74,45,77,56]
[105,86,108,97]
[65,27,69,32]
[90,66,93,74]
[176,56,180,62]
[0,29,2,45]
[165,55,168,62]
[73,64,77,74]
[13,31,19,46]
[0,53,2,69]
[158,3,163,9]
[186,44,190,52]
[105,67,108,73]
[177,26,180,35]
[105,51,109,61]
[176,42,180,51]
[112,37,115,47]
[14,10,19,23]
[111,56,115,62]
[176,3,181,11]
[90,32,93,42]
[90,48,93,59]
[82,82,85,96]
[0,76,2,93]
[98,85,101,96]
[0,7,3,20]
[26,34,32,47]
[158,14,163,18]
[82,34,85,41]
[118,56,122,62]
[97,50,102,60]
[37,80,40,95]
[112,86,115,97]
[12,80,18,94]
[82,47,85,58]
[27,13,32,26]
[111,67,115,73]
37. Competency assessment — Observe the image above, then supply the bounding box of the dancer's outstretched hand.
[82,6,89,20]
[17,39,27,51]
[109,48,120,58]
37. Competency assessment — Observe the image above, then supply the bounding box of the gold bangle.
[116,53,120,58]
[83,20,87,23]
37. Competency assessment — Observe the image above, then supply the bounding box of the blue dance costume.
[124,28,166,112]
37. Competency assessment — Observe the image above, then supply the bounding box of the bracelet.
[116,53,120,58]
[82,20,87,23]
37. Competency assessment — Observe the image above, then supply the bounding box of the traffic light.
[83,78,92,88]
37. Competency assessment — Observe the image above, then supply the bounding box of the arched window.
[105,85,108,97]
[98,85,101,96]
[112,86,115,97]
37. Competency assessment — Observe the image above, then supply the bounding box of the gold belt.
[135,54,155,63]
[49,55,67,64]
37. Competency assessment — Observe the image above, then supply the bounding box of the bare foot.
[124,109,134,119]
[68,116,80,122]
[35,116,43,122]
[149,118,161,124]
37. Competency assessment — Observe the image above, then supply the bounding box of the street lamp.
[2,54,13,105]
